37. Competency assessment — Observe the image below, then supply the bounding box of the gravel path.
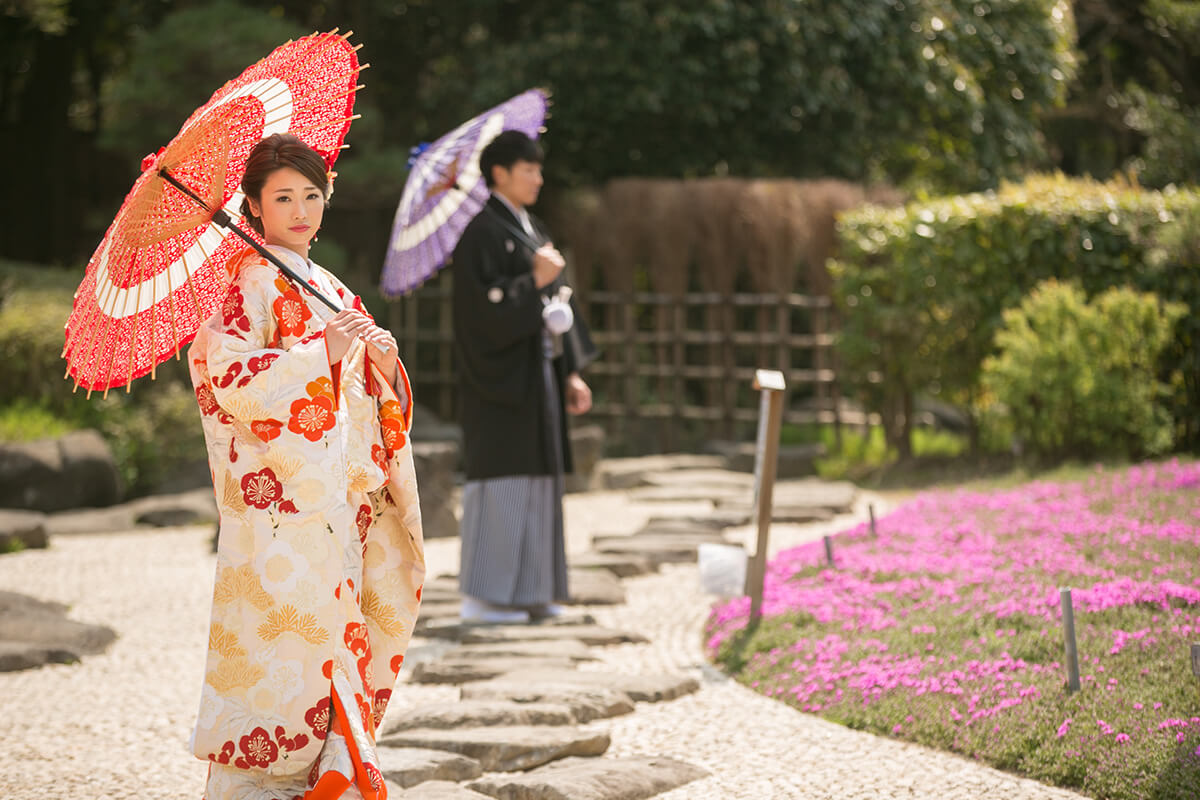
[0,486,1087,799]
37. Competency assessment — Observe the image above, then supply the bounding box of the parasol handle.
[481,202,580,291]
[158,169,340,312]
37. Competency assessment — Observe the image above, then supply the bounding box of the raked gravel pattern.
[0,487,1088,799]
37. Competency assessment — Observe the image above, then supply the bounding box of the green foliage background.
[830,175,1200,456]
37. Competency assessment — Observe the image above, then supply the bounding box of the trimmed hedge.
[829,174,1200,455]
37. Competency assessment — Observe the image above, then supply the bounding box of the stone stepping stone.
[591,535,721,565]
[457,686,635,722]
[376,746,483,788]
[595,454,725,490]
[421,578,464,603]
[468,755,710,800]
[729,479,857,513]
[594,530,726,546]
[640,468,753,489]
[456,623,647,647]
[444,639,597,662]
[410,656,578,684]
[379,726,610,772]
[568,551,655,577]
[566,568,625,605]
[484,669,700,703]
[625,484,746,504]
[382,700,581,733]
[416,600,462,621]
[632,526,734,541]
[392,780,493,799]
[646,511,747,530]
[0,590,117,672]
[0,510,47,551]
[420,621,640,646]
[713,501,835,524]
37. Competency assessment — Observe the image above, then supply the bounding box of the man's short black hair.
[480,130,544,187]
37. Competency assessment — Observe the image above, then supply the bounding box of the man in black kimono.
[451,130,598,623]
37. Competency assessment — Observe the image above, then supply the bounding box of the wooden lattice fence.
[387,268,849,454]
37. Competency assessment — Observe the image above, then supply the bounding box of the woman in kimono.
[188,133,424,799]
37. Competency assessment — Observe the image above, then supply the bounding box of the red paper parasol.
[63,29,364,395]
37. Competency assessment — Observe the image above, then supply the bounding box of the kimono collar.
[490,191,534,237]
[266,245,313,281]
[265,245,344,313]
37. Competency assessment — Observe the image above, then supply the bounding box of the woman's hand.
[363,325,399,385]
[325,310,372,364]
[565,372,592,416]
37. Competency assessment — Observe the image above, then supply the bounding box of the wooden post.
[745,368,786,622]
[823,535,835,566]
[1060,588,1081,693]
[869,503,877,537]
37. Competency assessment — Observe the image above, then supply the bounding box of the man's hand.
[532,243,566,288]
[565,372,592,416]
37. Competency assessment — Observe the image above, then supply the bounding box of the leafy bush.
[0,401,78,442]
[981,281,1184,461]
[0,260,206,497]
[831,174,1200,455]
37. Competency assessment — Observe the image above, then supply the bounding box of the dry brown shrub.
[640,179,696,295]
[688,177,747,295]
[546,187,603,296]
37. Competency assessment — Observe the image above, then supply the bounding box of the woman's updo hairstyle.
[239,133,329,236]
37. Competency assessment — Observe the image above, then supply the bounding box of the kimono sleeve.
[202,263,337,433]
[451,218,545,353]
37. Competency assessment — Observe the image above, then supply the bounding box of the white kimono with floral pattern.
[188,246,424,799]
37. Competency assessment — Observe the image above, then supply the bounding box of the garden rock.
[467,755,710,800]
[382,701,579,733]
[130,489,218,527]
[376,746,483,788]
[457,686,635,722]
[0,430,122,512]
[0,509,47,551]
[413,441,459,539]
[409,403,463,446]
[0,590,117,671]
[565,424,605,493]
[378,726,610,772]
[566,567,625,605]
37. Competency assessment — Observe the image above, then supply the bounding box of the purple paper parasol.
[380,88,549,298]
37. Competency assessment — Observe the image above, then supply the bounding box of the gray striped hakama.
[458,337,569,607]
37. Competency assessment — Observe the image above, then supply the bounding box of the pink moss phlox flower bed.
[706,460,1200,799]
